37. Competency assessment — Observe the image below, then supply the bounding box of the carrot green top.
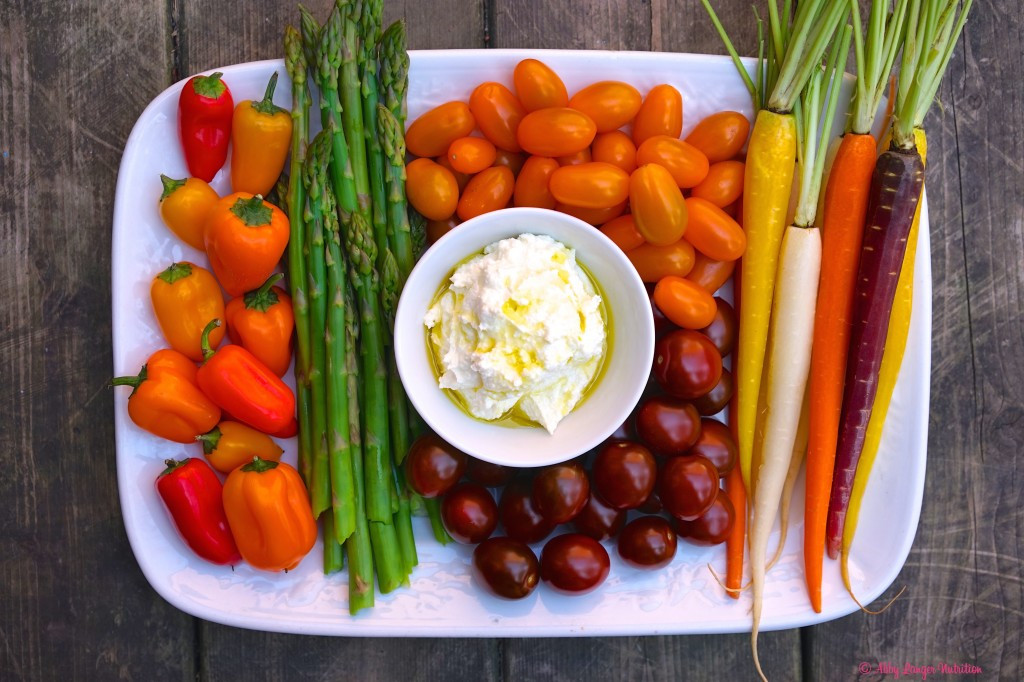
[892,0,973,148]
[849,0,911,135]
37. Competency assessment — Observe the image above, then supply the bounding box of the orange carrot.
[725,259,744,597]
[804,132,876,613]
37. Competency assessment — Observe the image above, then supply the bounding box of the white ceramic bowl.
[394,207,654,467]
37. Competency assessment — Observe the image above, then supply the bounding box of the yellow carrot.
[840,127,927,594]
[736,110,796,491]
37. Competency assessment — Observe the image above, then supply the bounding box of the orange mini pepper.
[230,72,292,197]
[196,319,295,434]
[224,273,294,377]
[158,175,219,250]
[204,192,289,297]
[151,262,225,361]
[222,456,316,571]
[111,349,221,443]
[197,420,284,474]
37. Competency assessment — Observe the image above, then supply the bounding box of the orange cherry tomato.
[682,197,746,261]
[492,148,527,176]
[633,84,683,146]
[630,164,688,246]
[435,153,471,192]
[626,240,695,282]
[568,81,642,133]
[457,166,515,221]
[513,58,569,111]
[686,252,735,293]
[591,131,637,174]
[406,158,459,221]
[514,156,560,209]
[684,111,750,163]
[550,162,630,209]
[469,82,526,152]
[406,101,476,158]
[556,201,626,226]
[558,147,592,166]
[599,214,645,252]
[447,136,497,174]
[635,135,709,188]
[653,276,718,329]
[691,160,744,207]
[517,107,597,157]
[427,216,461,243]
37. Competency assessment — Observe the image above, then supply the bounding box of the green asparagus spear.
[285,25,314,486]
[408,206,427,262]
[336,0,372,222]
[424,497,452,545]
[309,5,359,219]
[343,281,375,612]
[344,212,393,523]
[379,20,409,126]
[303,132,332,519]
[323,511,344,574]
[322,175,356,543]
[358,0,390,261]
[377,105,414,280]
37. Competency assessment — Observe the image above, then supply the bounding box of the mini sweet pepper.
[178,72,233,182]
[204,192,290,297]
[111,348,221,443]
[222,457,316,571]
[224,273,294,377]
[230,72,293,196]
[158,174,219,250]
[157,458,241,565]
[151,262,225,361]
[197,420,284,474]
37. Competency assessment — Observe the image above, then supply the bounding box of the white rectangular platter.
[112,49,930,636]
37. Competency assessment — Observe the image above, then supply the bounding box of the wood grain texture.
[1,0,1021,680]
[0,0,195,680]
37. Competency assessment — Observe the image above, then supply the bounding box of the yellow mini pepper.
[230,72,292,197]
[150,262,225,362]
[159,175,219,251]
[223,457,316,571]
[197,420,284,474]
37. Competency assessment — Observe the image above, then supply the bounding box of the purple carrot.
[825,145,925,559]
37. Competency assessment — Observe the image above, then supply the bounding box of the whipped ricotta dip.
[424,233,607,433]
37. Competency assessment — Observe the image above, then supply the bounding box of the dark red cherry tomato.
[540,533,610,594]
[404,434,467,498]
[653,329,723,399]
[688,418,737,476]
[573,492,626,541]
[532,463,590,524]
[635,396,702,456]
[693,369,733,416]
[698,297,736,357]
[658,455,719,521]
[467,457,514,487]
[677,490,734,545]
[441,482,498,544]
[618,516,677,569]
[499,479,555,544]
[472,537,540,599]
[591,440,657,510]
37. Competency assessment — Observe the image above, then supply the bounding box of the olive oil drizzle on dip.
[424,234,609,433]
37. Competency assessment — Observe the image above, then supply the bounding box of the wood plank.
[804,2,1024,679]
[493,0,651,50]
[0,0,194,680]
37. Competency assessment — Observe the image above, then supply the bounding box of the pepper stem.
[160,459,189,476]
[157,262,193,284]
[241,456,280,473]
[229,195,273,227]
[110,364,148,395]
[200,319,222,363]
[243,272,284,312]
[160,174,187,201]
[192,72,226,99]
[251,72,285,115]
[196,426,222,455]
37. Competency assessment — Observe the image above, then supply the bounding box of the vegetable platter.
[112,49,930,637]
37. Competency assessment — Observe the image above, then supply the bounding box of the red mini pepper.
[156,458,241,565]
[196,318,295,434]
[178,72,234,182]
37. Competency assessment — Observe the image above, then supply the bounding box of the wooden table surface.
[2,0,1021,679]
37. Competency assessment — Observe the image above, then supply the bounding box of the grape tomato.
[540,533,610,594]
[441,482,498,544]
[653,329,723,399]
[698,297,736,356]
[499,479,555,544]
[688,418,737,476]
[591,131,638,174]
[599,214,645,253]
[573,492,627,541]
[630,163,688,246]
[658,455,719,521]
[677,491,734,544]
[514,156,559,209]
[457,165,515,221]
[404,433,467,498]
[635,396,702,457]
[568,81,643,133]
[685,252,735,293]
[591,439,657,510]
[684,110,750,162]
[406,158,459,221]
[406,101,475,158]
[692,368,733,416]
[556,200,626,226]
[550,162,630,209]
[683,197,746,262]
[635,136,709,188]
[469,82,526,152]
[557,147,592,166]
[447,136,497,174]
[472,537,540,599]
[627,240,695,282]
[691,160,745,207]
[632,84,683,146]
[652,276,718,329]
[513,58,569,111]
[618,516,678,569]
[531,463,590,524]
[517,107,597,157]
